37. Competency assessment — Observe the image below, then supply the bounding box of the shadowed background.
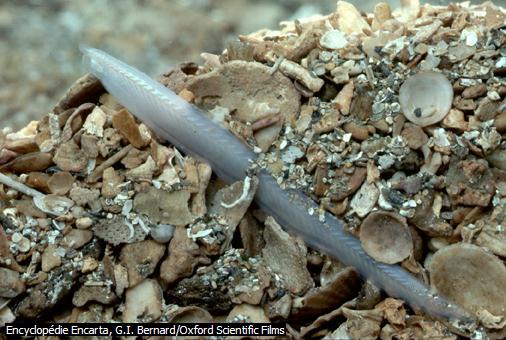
[0,0,499,129]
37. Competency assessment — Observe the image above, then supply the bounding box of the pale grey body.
[81,46,472,322]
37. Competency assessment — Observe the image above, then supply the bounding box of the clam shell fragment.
[429,243,506,317]
[399,71,453,127]
[33,194,74,216]
[359,211,413,264]
[166,306,213,323]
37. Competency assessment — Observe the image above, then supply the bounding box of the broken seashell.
[82,106,106,137]
[133,187,194,225]
[371,3,392,31]
[226,304,270,323]
[186,60,300,151]
[166,306,213,323]
[399,71,453,127]
[400,123,428,150]
[72,286,118,307]
[268,293,292,320]
[93,215,148,245]
[52,140,88,172]
[210,176,258,254]
[119,240,166,287]
[476,309,506,330]
[33,194,74,216]
[375,298,406,327]
[360,211,413,264]
[475,207,506,258]
[122,279,163,322]
[446,160,495,207]
[262,216,313,295]
[291,267,361,320]
[429,243,506,317]
[112,108,150,149]
[159,226,210,285]
[320,30,348,50]
[343,307,383,339]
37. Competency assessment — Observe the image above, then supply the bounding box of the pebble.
[72,286,117,307]
[441,108,468,131]
[47,171,74,195]
[281,146,305,163]
[60,229,93,249]
[26,172,51,193]
[464,30,478,47]
[101,167,122,198]
[493,111,506,132]
[343,122,369,141]
[11,232,23,243]
[334,80,354,115]
[0,152,53,173]
[401,123,428,150]
[41,244,62,272]
[75,217,93,229]
[462,84,487,99]
[81,256,98,273]
[0,268,25,298]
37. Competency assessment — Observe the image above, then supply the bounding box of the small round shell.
[359,211,413,264]
[399,71,453,127]
[150,224,175,244]
[429,243,506,317]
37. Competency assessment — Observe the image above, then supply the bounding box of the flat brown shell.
[429,243,506,317]
[186,60,301,151]
[359,211,413,264]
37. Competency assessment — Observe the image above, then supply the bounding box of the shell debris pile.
[0,0,506,337]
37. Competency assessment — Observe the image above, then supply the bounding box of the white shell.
[150,224,175,244]
[320,30,348,50]
[33,194,74,216]
[399,71,453,127]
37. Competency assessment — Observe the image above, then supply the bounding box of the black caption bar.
[2,323,286,337]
